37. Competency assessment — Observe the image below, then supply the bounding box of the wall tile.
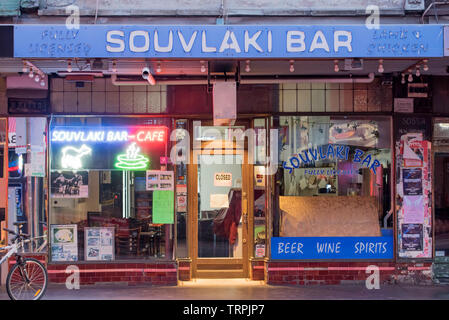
[119,91,133,113]
[92,91,106,113]
[63,92,78,113]
[105,92,119,113]
[78,92,92,113]
[50,92,64,113]
[133,91,147,113]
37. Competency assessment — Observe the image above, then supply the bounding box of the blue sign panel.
[271,234,394,260]
[13,24,443,58]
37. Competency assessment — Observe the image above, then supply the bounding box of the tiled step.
[196,269,245,279]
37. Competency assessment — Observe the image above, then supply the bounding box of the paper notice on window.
[210,194,229,208]
[403,195,425,224]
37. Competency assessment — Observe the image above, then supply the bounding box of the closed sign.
[214,173,232,187]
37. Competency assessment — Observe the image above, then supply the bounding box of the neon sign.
[52,128,166,143]
[61,145,92,169]
[282,144,381,175]
[114,143,150,170]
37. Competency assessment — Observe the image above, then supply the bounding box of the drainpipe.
[111,73,375,86]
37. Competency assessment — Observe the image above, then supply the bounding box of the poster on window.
[50,224,78,262]
[176,185,187,213]
[401,224,423,251]
[402,196,425,224]
[85,227,114,261]
[51,171,88,198]
[31,151,46,177]
[402,168,422,195]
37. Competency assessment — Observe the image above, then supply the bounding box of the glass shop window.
[49,117,175,262]
[6,117,47,252]
[277,116,392,238]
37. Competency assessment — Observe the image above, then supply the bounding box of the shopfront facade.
[1,18,449,285]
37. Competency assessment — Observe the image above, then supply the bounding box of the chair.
[115,227,141,258]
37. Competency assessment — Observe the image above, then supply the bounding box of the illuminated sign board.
[50,126,168,171]
[14,25,443,59]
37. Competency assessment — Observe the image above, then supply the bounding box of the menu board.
[50,224,78,262]
[84,227,115,261]
[146,170,174,191]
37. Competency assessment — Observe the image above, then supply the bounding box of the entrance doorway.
[189,121,252,278]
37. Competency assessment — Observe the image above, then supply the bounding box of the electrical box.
[404,0,425,11]
[213,81,237,126]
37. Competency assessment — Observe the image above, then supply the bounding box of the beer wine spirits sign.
[271,232,394,260]
[50,126,168,170]
[14,24,443,58]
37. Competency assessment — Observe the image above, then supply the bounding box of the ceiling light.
[40,80,46,87]
[245,60,251,73]
[28,69,34,78]
[112,60,117,73]
[289,60,295,73]
[408,73,413,82]
[378,59,384,73]
[334,60,339,72]
[34,74,40,82]
[200,61,206,73]
[22,61,28,73]
[401,73,405,84]
[422,59,429,71]
[415,65,421,77]
[156,61,162,73]
[67,59,72,73]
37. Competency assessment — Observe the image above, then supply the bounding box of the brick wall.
[266,261,433,285]
[251,260,265,281]
[178,260,191,281]
[47,262,178,286]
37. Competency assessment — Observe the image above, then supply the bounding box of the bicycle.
[0,222,48,300]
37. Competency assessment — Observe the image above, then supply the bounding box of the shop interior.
[278,116,392,238]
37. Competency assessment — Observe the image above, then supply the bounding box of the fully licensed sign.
[14,24,443,58]
[271,235,394,260]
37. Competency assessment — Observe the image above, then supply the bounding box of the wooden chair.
[115,227,141,258]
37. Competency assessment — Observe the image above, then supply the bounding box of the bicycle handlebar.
[2,228,30,239]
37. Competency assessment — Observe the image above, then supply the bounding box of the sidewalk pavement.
[1,279,449,300]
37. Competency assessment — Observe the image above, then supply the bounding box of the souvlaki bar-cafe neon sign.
[50,126,168,171]
[282,144,382,174]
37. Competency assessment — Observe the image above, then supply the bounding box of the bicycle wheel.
[6,258,48,300]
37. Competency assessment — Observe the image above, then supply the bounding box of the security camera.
[141,67,156,85]
[142,67,150,80]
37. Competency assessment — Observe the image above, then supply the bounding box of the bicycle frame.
[0,242,19,266]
